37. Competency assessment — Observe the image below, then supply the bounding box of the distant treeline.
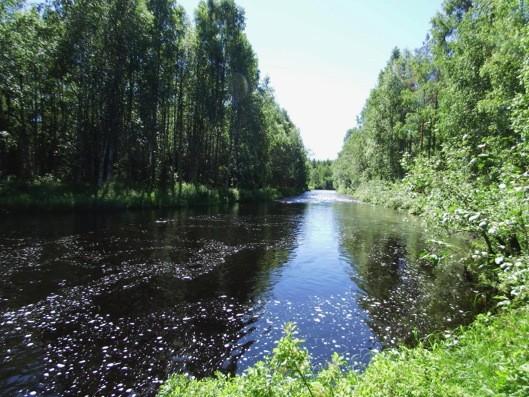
[308,159,333,190]
[0,0,308,193]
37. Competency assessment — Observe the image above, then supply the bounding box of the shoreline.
[0,181,305,213]
[158,182,529,396]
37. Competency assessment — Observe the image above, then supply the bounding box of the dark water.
[0,190,481,396]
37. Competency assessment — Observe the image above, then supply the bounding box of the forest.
[2,0,529,396]
[333,0,529,283]
[308,159,333,190]
[0,0,308,208]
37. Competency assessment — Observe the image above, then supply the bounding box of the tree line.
[308,159,333,190]
[335,0,529,271]
[0,0,308,194]
[334,0,529,192]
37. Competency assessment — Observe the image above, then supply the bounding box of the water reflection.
[0,206,303,396]
[335,203,482,346]
[0,191,482,396]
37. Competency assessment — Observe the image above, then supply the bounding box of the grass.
[158,307,529,397]
[354,306,529,397]
[0,180,290,211]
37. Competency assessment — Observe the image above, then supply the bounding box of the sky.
[179,0,443,160]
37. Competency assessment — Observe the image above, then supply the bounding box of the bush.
[159,308,529,397]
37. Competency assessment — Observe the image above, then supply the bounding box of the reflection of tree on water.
[336,203,482,347]
[0,204,303,396]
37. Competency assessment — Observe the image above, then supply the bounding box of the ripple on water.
[0,196,481,396]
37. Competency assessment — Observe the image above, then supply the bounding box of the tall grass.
[0,179,289,211]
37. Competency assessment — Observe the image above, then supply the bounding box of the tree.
[0,0,309,195]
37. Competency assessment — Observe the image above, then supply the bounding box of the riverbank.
[156,178,529,396]
[158,306,529,396]
[0,180,300,212]
[339,176,529,302]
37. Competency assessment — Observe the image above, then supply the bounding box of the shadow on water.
[0,191,484,396]
[0,205,303,396]
[335,203,483,346]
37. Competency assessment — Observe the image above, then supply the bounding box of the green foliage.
[308,160,334,190]
[0,0,308,197]
[355,307,529,397]
[159,323,357,397]
[334,0,529,306]
[335,0,529,189]
[388,134,528,304]
[159,308,529,397]
[0,179,285,211]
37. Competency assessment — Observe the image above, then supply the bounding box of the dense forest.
[336,0,528,188]
[0,0,308,199]
[308,159,333,190]
[335,0,529,266]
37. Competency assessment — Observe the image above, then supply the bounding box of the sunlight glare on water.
[0,190,480,396]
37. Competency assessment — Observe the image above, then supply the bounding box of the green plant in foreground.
[158,307,529,397]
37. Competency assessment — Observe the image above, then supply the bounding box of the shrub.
[158,308,529,397]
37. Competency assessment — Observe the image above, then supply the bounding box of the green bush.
[159,308,529,397]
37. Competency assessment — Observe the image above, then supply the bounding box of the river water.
[0,190,481,396]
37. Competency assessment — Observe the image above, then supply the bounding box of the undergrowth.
[0,178,289,211]
[158,308,529,397]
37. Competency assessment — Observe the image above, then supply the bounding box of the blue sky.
[180,0,443,160]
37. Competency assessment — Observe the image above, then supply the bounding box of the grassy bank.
[0,179,297,211]
[158,307,529,397]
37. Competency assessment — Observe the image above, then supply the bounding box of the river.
[0,190,481,396]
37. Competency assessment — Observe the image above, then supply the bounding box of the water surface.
[0,190,480,396]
